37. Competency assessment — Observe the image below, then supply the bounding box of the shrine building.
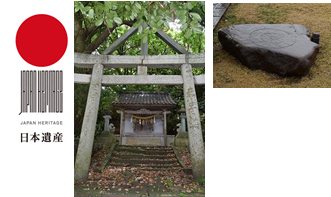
[112,91,176,146]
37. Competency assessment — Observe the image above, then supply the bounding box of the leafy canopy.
[74,1,205,41]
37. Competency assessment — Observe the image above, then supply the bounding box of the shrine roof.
[112,91,176,109]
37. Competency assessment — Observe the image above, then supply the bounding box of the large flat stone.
[218,24,319,76]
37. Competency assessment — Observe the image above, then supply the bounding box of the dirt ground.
[213,3,331,88]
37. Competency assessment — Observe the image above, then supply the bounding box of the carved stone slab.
[218,24,319,76]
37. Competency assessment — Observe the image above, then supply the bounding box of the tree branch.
[85,25,115,53]
[84,20,136,53]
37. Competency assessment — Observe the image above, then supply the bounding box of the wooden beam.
[102,26,138,55]
[74,74,205,85]
[74,53,205,68]
[155,29,189,54]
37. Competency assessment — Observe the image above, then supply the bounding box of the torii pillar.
[74,63,103,182]
[181,63,205,180]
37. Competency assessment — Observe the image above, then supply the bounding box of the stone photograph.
[213,3,331,88]
[74,1,205,196]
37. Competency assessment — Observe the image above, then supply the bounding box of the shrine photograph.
[74,1,205,196]
[213,3,331,88]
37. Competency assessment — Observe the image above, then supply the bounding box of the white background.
[0,1,73,196]
[0,1,330,197]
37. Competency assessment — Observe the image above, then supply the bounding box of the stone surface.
[126,137,162,146]
[121,136,174,146]
[218,24,319,76]
[174,132,189,147]
[181,63,205,180]
[213,3,230,30]
[95,131,116,150]
[75,63,103,182]
[75,73,205,85]
[176,132,188,138]
[74,138,79,161]
[74,53,205,68]
[179,114,187,132]
[103,115,111,131]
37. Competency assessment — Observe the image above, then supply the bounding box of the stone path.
[213,3,230,30]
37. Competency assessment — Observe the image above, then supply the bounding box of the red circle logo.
[16,14,68,67]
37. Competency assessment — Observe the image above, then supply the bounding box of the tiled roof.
[112,92,176,109]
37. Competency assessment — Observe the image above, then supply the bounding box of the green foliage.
[164,179,173,187]
[198,178,205,186]
[74,1,205,41]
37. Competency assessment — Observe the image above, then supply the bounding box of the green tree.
[74,1,204,53]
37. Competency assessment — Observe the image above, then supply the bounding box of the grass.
[213,3,331,88]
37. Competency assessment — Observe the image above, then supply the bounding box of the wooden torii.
[74,25,205,181]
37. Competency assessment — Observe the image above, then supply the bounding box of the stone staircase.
[106,145,183,171]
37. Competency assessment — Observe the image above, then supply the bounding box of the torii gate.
[74,25,205,181]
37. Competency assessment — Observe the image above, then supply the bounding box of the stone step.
[112,153,175,160]
[112,150,175,157]
[111,158,178,165]
[107,145,184,171]
[117,145,172,150]
[108,167,184,171]
[107,163,181,169]
[139,168,184,171]
[116,146,173,151]
[114,147,173,155]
